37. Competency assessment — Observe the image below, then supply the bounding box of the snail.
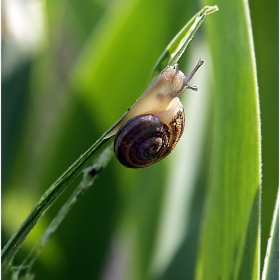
[108,59,204,168]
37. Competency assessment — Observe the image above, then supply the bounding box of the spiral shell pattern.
[114,107,184,168]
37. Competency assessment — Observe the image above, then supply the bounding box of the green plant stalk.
[1,5,218,274]
[196,0,261,279]
[12,147,113,278]
[1,136,113,272]
[150,5,218,82]
[105,5,218,138]
[261,188,279,280]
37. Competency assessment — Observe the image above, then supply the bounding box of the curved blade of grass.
[1,6,217,275]
[1,136,114,273]
[195,0,261,279]
[150,5,218,81]
[105,5,218,139]
[10,146,114,279]
[261,188,279,280]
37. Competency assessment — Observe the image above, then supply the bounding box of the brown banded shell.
[114,105,184,168]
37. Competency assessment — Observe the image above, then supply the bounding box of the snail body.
[112,60,204,168]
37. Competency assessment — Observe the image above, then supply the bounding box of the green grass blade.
[1,137,114,274]
[261,188,279,280]
[150,5,218,81]
[195,0,261,279]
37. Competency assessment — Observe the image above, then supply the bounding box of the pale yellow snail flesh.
[108,59,204,168]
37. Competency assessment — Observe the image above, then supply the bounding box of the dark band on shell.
[114,107,185,168]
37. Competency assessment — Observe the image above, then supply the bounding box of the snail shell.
[114,107,184,168]
[113,60,204,168]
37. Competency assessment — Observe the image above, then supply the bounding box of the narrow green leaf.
[195,0,261,279]
[261,188,279,280]
[150,5,218,81]
[1,137,114,274]
[103,5,218,139]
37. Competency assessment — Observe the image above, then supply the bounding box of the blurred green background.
[2,0,278,279]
